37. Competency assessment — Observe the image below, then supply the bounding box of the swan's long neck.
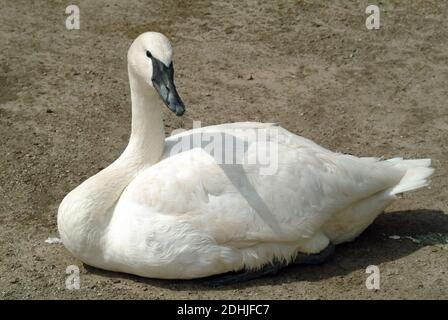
[58,66,165,263]
[123,67,165,165]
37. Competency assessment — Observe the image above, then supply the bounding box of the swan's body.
[58,32,434,280]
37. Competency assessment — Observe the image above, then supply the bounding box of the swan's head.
[128,32,185,116]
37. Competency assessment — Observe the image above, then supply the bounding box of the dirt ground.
[1,0,447,299]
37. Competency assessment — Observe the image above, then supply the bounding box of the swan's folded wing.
[122,144,403,247]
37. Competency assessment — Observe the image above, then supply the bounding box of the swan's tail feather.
[387,158,434,195]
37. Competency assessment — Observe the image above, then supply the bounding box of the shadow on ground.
[85,209,447,290]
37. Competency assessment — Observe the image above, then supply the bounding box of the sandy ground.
[1,0,447,299]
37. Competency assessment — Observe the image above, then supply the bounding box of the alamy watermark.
[168,121,280,175]
[64,5,381,32]
[365,265,380,290]
[366,5,380,30]
[65,5,80,30]
[65,265,80,290]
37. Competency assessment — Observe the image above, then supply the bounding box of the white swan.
[58,32,434,281]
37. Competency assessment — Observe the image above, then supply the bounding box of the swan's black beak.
[151,58,185,116]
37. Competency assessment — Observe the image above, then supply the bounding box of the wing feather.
[123,123,403,248]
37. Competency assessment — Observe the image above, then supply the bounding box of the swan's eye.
[146,50,152,58]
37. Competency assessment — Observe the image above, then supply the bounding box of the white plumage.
[58,32,434,280]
